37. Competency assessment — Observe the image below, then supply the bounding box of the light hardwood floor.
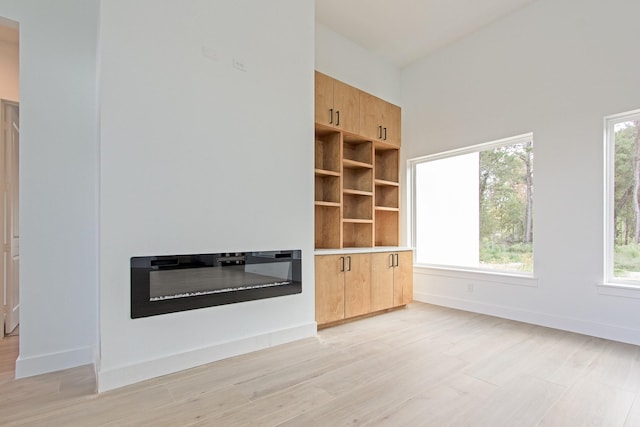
[1,303,640,426]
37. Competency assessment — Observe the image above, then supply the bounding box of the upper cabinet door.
[382,102,401,146]
[359,92,401,146]
[315,71,334,127]
[332,79,360,135]
[315,71,360,135]
[359,92,384,142]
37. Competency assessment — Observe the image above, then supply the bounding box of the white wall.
[0,0,100,376]
[0,37,18,102]
[402,0,640,344]
[315,23,401,106]
[98,0,315,391]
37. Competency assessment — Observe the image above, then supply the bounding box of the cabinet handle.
[347,256,352,272]
[384,127,387,141]
[329,108,334,124]
[389,254,394,268]
[339,256,345,272]
[395,253,399,267]
[336,110,340,126]
[378,125,383,139]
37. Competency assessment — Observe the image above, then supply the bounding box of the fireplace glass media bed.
[131,250,301,318]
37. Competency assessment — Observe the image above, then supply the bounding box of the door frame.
[1,99,19,337]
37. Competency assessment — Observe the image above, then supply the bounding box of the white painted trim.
[413,292,640,346]
[603,109,640,285]
[414,265,538,288]
[97,322,317,392]
[15,346,96,379]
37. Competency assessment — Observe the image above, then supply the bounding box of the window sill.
[414,264,538,288]
[598,282,640,299]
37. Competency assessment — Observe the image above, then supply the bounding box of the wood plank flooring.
[1,302,640,426]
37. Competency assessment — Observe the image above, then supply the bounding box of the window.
[409,134,534,274]
[605,109,640,284]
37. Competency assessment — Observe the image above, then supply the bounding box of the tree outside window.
[411,134,533,274]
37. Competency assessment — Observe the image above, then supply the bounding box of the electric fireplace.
[130,250,302,318]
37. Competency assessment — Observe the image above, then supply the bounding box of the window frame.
[407,133,535,277]
[604,108,640,288]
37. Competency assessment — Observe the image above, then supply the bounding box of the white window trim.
[603,108,640,291]
[407,133,534,279]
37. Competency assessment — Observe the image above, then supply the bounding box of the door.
[315,255,345,325]
[371,252,394,311]
[343,253,371,318]
[394,251,413,306]
[2,101,19,335]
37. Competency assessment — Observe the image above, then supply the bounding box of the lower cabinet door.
[315,255,345,324]
[344,253,372,318]
[395,251,413,305]
[371,252,395,311]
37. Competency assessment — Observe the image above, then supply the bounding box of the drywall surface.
[98,0,315,391]
[0,0,100,376]
[316,23,401,106]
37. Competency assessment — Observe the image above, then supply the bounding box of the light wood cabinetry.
[315,253,371,324]
[314,72,400,249]
[371,251,413,311]
[314,72,409,328]
[315,71,360,135]
[360,92,401,146]
[316,250,411,327]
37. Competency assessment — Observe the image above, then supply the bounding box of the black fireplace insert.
[131,250,302,318]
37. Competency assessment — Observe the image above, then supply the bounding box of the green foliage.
[479,140,533,272]
[613,122,639,246]
[479,241,533,272]
[614,244,640,276]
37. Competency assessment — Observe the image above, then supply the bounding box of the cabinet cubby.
[315,172,341,204]
[374,145,399,183]
[343,193,373,220]
[375,210,399,246]
[315,205,341,249]
[343,222,373,248]
[343,165,372,193]
[375,184,399,209]
[315,129,341,173]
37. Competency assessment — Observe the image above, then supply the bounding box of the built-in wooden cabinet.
[314,71,410,328]
[360,92,401,146]
[314,72,400,249]
[316,250,412,327]
[315,71,360,135]
[315,253,371,325]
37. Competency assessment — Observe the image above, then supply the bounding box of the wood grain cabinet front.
[359,92,401,146]
[371,251,413,311]
[315,71,360,135]
[315,253,371,325]
[316,251,411,327]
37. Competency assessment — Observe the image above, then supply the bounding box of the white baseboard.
[15,346,96,379]
[97,322,317,393]
[414,291,640,346]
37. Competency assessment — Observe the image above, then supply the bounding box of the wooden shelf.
[315,168,341,177]
[343,218,373,224]
[343,159,373,169]
[315,201,341,207]
[374,179,399,187]
[344,189,373,196]
[375,206,399,212]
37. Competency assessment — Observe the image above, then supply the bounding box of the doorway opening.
[0,15,19,366]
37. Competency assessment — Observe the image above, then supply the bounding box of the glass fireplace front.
[130,250,302,318]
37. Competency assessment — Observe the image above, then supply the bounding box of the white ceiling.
[315,0,537,68]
